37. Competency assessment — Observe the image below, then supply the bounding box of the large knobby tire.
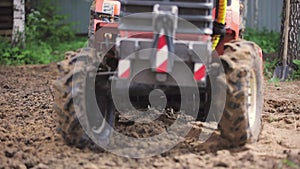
[53,48,97,148]
[53,48,115,148]
[218,40,263,147]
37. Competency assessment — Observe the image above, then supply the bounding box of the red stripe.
[120,68,130,79]
[194,65,206,81]
[157,35,167,50]
[157,60,168,73]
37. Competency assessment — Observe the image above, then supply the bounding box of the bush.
[26,0,75,43]
[264,59,278,79]
[244,28,280,53]
[0,0,87,65]
[244,28,283,79]
[291,60,300,79]
[0,37,86,65]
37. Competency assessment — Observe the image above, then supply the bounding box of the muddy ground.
[0,64,299,169]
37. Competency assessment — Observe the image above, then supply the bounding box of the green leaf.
[293,60,300,66]
[282,159,299,168]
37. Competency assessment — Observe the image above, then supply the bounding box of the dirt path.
[0,64,299,169]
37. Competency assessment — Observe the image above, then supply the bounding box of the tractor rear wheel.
[53,48,115,148]
[218,40,263,147]
[53,49,90,148]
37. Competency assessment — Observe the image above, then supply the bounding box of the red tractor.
[54,0,263,149]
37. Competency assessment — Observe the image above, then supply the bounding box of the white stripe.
[194,63,203,73]
[118,60,130,77]
[156,45,168,68]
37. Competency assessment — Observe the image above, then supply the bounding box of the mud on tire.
[53,49,96,148]
[218,40,263,147]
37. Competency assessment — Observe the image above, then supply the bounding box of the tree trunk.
[279,0,300,62]
[275,0,300,80]
[281,0,291,80]
[289,0,300,60]
[12,0,25,48]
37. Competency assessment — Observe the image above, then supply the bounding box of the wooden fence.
[0,0,13,36]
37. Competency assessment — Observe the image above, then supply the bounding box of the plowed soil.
[0,64,299,169]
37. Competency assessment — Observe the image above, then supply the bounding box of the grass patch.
[264,59,279,79]
[282,159,299,168]
[244,28,280,53]
[0,37,87,65]
[291,60,300,79]
[0,0,88,65]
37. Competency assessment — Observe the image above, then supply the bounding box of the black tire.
[53,49,91,148]
[218,40,263,147]
[53,48,114,148]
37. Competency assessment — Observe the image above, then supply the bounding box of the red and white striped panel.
[156,35,168,73]
[194,63,206,82]
[118,59,131,79]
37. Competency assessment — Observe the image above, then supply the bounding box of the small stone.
[32,163,49,169]
[153,161,165,168]
[173,156,180,163]
[82,163,99,169]
[217,150,231,156]
[17,164,27,169]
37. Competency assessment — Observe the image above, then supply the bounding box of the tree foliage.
[0,0,84,65]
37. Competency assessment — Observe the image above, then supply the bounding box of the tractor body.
[53,0,263,148]
[91,0,240,114]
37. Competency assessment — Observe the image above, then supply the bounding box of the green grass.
[243,28,300,80]
[264,59,279,79]
[282,159,299,168]
[244,28,280,53]
[0,36,87,65]
[291,60,300,79]
[50,37,88,62]
[0,0,88,65]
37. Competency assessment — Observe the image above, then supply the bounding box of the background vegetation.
[244,28,300,79]
[0,3,299,79]
[244,28,280,54]
[0,0,86,65]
